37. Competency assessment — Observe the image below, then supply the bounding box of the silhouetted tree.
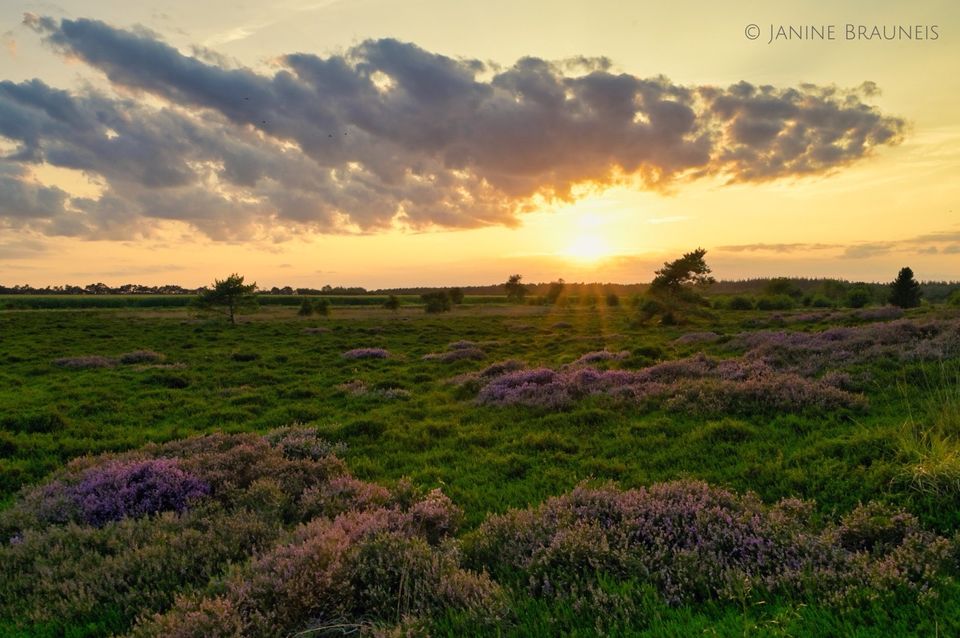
[384,295,401,311]
[504,274,528,303]
[448,287,464,305]
[545,279,565,305]
[195,274,258,324]
[649,248,715,299]
[889,267,922,308]
[421,291,452,313]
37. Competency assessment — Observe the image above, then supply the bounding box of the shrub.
[845,286,873,308]
[119,350,165,364]
[132,500,503,637]
[606,293,620,307]
[421,291,452,313]
[342,348,390,359]
[756,295,795,311]
[383,295,401,311]
[297,299,314,316]
[466,480,956,607]
[728,296,754,311]
[423,347,485,362]
[31,459,210,527]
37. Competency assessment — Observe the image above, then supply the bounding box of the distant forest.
[1,277,959,303]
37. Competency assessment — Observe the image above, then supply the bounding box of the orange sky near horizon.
[0,0,958,287]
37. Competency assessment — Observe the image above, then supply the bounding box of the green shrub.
[756,295,795,311]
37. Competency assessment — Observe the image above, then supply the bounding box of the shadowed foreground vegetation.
[1,302,960,635]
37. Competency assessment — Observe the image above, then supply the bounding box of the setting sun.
[562,234,612,262]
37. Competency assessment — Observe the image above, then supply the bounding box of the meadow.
[1,299,959,636]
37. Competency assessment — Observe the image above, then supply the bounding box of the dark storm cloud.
[0,16,907,240]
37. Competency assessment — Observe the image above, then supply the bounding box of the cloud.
[0,236,48,259]
[716,242,840,253]
[840,231,960,259]
[0,16,907,240]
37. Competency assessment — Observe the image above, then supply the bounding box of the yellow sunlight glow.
[562,234,611,263]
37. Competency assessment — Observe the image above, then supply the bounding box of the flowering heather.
[728,318,960,374]
[131,498,503,638]
[474,353,864,413]
[569,349,630,365]
[854,306,905,322]
[342,347,391,359]
[264,425,347,461]
[673,331,721,345]
[21,459,208,528]
[53,355,116,368]
[467,481,956,607]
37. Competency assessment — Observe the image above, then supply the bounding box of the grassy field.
[1,301,959,636]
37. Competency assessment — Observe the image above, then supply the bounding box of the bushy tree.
[383,295,401,311]
[889,267,922,308]
[545,279,565,305]
[504,274,528,303]
[845,286,873,309]
[421,291,452,313]
[649,248,715,299]
[297,298,329,317]
[448,287,465,305]
[195,274,258,324]
[765,278,803,300]
[605,292,620,307]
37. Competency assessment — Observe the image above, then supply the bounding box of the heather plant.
[568,349,630,366]
[673,331,721,345]
[423,345,486,362]
[343,347,391,359]
[466,481,957,609]
[118,350,165,364]
[130,497,503,637]
[473,353,865,414]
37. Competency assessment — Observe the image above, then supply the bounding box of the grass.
[897,364,960,498]
[1,301,960,635]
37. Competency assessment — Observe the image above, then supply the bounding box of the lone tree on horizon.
[195,273,259,324]
[889,267,922,308]
[649,248,716,299]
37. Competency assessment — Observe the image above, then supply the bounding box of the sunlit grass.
[897,363,960,496]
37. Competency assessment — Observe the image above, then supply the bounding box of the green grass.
[1,303,959,635]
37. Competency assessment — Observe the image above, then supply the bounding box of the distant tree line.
[2,276,958,304]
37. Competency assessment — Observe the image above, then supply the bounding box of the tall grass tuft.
[897,363,960,497]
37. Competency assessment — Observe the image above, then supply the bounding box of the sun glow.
[562,234,612,262]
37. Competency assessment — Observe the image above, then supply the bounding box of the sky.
[0,0,958,288]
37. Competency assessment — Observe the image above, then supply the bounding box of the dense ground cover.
[1,302,959,635]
